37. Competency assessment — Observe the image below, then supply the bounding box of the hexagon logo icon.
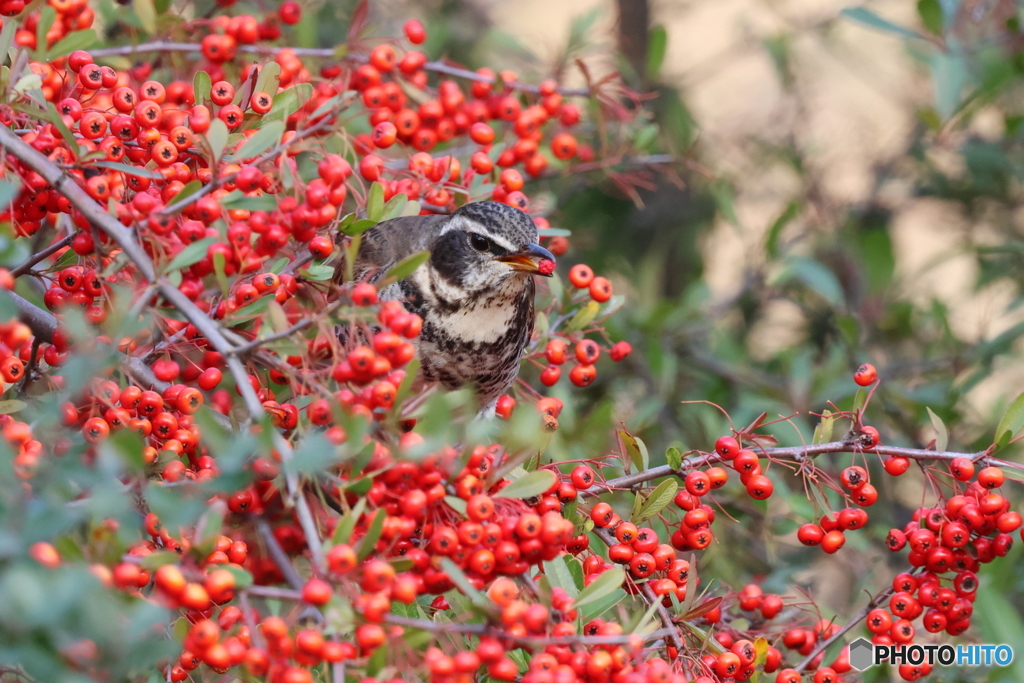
[849,638,874,671]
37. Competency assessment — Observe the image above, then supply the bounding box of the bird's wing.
[333,214,447,286]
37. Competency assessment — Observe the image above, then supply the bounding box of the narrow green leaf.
[0,400,27,415]
[665,446,682,471]
[332,497,367,544]
[357,509,385,560]
[264,83,312,123]
[841,7,927,40]
[35,6,55,60]
[646,24,667,81]
[46,29,96,60]
[543,556,579,598]
[565,300,599,333]
[132,0,157,34]
[495,469,557,499]
[636,478,678,523]
[380,250,429,285]
[366,181,385,221]
[193,70,211,105]
[926,407,949,451]
[235,120,285,160]
[212,251,229,297]
[344,218,378,236]
[444,496,467,516]
[0,21,16,62]
[205,119,229,162]
[163,237,216,274]
[0,180,19,208]
[812,409,834,445]
[220,190,277,212]
[169,180,203,206]
[619,430,648,472]
[572,567,625,610]
[439,558,489,608]
[630,491,644,523]
[995,391,1024,447]
[379,193,408,221]
[253,62,281,100]
[87,161,164,179]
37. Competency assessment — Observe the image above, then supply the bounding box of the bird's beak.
[495,243,555,277]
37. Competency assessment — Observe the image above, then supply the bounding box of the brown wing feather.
[333,214,448,286]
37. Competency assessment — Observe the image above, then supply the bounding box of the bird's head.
[429,202,555,294]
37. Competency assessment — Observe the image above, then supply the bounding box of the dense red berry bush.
[0,2,1022,683]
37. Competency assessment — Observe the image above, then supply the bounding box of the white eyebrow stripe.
[438,215,520,253]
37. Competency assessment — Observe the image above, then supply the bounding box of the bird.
[333,201,555,414]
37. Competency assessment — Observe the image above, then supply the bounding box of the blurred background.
[356,1,1024,679]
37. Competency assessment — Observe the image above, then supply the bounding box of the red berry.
[403,19,427,44]
[853,362,877,386]
[279,1,301,24]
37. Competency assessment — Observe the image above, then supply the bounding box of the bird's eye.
[470,233,491,252]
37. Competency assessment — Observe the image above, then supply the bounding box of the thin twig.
[581,440,1003,498]
[10,234,73,278]
[85,41,590,96]
[795,585,895,672]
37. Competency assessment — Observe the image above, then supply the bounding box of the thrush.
[333,201,555,414]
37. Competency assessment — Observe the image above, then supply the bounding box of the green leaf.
[86,161,164,179]
[46,29,97,59]
[35,6,55,60]
[0,21,16,62]
[253,63,281,101]
[299,264,334,281]
[138,550,180,570]
[220,190,277,212]
[439,558,490,609]
[163,237,217,274]
[840,7,927,40]
[169,180,203,206]
[995,391,1024,447]
[765,201,800,259]
[495,469,557,499]
[366,181,385,221]
[380,250,429,285]
[132,0,157,34]
[926,407,949,451]
[379,193,408,221]
[264,83,313,123]
[357,509,385,561]
[646,24,667,81]
[212,251,229,297]
[343,218,378,237]
[784,256,843,305]
[619,430,648,472]
[0,180,19,208]
[665,446,682,471]
[636,478,678,523]
[544,556,579,598]
[235,120,285,160]
[917,0,943,34]
[444,496,467,516]
[572,567,625,610]
[0,400,27,414]
[221,565,254,588]
[193,70,212,105]
[332,497,367,544]
[710,179,739,227]
[931,48,967,120]
[205,119,229,162]
[812,409,834,445]
[565,300,600,333]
